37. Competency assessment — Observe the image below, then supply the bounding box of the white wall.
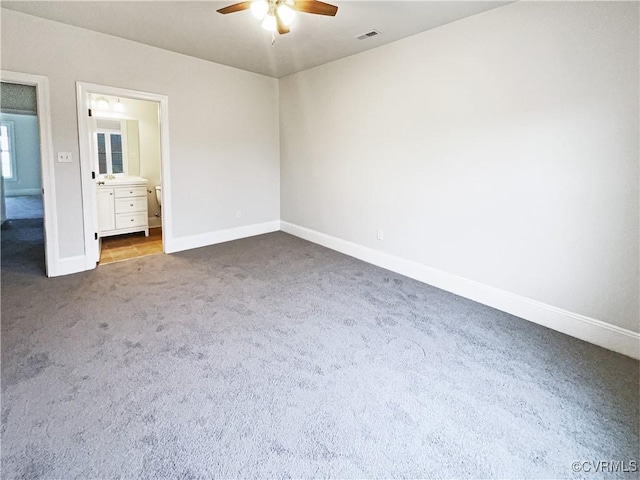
[1,9,280,258]
[1,113,41,196]
[280,2,639,333]
[136,101,162,226]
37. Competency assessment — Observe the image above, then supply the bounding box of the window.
[0,121,16,181]
[96,130,124,175]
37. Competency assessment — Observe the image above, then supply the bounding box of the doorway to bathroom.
[77,83,172,268]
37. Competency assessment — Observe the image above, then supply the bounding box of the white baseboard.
[52,255,86,277]
[280,221,640,360]
[166,220,280,254]
[5,188,41,197]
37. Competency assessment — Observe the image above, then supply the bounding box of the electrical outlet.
[57,152,72,163]
[236,210,242,219]
[377,229,384,241]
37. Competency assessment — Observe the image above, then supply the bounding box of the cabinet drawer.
[115,212,147,229]
[114,186,147,198]
[115,197,147,214]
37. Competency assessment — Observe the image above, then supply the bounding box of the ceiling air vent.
[355,30,381,40]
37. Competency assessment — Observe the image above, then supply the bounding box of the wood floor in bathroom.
[99,227,163,265]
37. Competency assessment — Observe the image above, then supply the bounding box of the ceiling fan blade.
[276,11,291,34]
[292,0,338,16]
[216,2,252,14]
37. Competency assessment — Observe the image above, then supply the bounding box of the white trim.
[76,82,173,270]
[1,71,58,277]
[280,221,640,360]
[55,255,87,276]
[166,221,280,254]
[5,188,41,197]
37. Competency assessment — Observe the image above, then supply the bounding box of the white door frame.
[76,82,172,269]
[1,70,58,277]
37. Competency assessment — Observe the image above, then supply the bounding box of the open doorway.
[0,73,57,277]
[1,83,44,273]
[90,95,162,265]
[76,83,172,268]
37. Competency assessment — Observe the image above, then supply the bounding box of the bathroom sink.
[98,176,147,186]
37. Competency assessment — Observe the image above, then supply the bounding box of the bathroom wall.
[124,120,140,177]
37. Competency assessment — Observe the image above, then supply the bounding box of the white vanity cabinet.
[97,179,149,237]
[97,188,116,232]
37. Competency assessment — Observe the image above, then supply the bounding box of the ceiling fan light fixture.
[261,13,277,31]
[251,0,269,19]
[217,0,338,39]
[276,4,295,26]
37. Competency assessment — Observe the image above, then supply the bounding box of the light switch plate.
[57,152,72,163]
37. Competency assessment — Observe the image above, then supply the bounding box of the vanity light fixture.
[95,96,110,111]
[90,95,126,115]
[113,98,125,113]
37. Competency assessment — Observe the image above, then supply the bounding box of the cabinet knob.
[109,193,113,196]
[130,204,133,207]
[130,219,134,222]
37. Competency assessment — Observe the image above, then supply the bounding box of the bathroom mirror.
[95,119,140,177]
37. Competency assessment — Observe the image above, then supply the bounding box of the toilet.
[155,185,162,208]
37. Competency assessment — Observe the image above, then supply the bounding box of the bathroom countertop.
[97,176,148,186]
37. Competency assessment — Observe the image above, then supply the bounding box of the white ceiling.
[2,1,511,78]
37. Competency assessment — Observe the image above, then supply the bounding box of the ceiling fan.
[217,0,338,35]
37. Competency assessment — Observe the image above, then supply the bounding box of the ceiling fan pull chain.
[272,32,276,46]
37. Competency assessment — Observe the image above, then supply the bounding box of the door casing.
[76,82,172,268]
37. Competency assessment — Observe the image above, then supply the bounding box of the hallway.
[1,195,45,275]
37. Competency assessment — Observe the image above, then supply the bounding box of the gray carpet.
[1,218,46,276]
[5,195,43,220]
[1,231,638,479]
